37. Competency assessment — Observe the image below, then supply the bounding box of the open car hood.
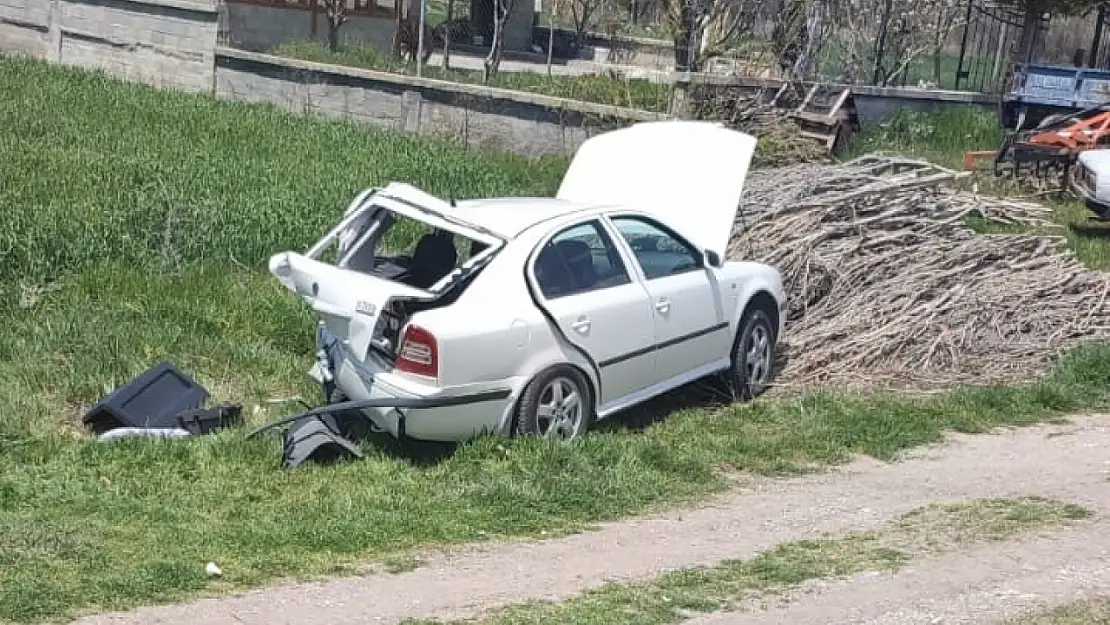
[555,121,757,256]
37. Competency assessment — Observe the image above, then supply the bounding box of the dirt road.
[74,415,1110,625]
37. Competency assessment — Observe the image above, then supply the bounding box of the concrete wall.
[222,2,394,53]
[0,0,52,58]
[535,26,674,70]
[671,74,998,132]
[214,47,664,155]
[0,0,218,92]
[849,85,996,131]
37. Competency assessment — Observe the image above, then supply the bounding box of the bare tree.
[568,0,606,45]
[443,0,456,68]
[619,0,659,23]
[392,0,405,57]
[835,0,965,86]
[928,0,964,84]
[483,0,518,80]
[663,0,763,71]
[771,0,834,79]
[547,0,559,75]
[322,0,349,52]
[1002,0,1100,63]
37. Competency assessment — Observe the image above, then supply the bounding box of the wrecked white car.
[267,121,787,443]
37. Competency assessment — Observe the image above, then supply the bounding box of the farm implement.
[964,104,1110,186]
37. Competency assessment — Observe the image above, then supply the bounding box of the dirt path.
[694,521,1110,624]
[74,415,1110,625]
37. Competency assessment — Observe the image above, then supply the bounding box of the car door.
[529,219,657,407]
[606,214,729,384]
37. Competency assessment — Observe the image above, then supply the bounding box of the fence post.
[670,73,691,119]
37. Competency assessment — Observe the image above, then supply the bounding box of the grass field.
[3,56,1110,622]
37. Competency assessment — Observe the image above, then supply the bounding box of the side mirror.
[705,249,723,268]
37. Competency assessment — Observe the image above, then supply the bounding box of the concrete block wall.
[0,0,53,57]
[214,47,665,156]
[0,0,218,93]
[222,2,394,54]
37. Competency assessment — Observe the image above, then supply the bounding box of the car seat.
[408,232,458,289]
[554,239,598,291]
[535,244,571,298]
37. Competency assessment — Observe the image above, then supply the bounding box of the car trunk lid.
[269,251,437,363]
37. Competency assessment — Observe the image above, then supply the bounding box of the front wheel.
[514,366,594,441]
[728,308,776,401]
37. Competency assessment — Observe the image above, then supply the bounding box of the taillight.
[395,324,438,379]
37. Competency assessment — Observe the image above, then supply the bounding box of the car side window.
[609,216,702,280]
[533,220,631,299]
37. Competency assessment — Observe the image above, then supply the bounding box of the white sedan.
[268,121,787,442]
[1073,149,1110,220]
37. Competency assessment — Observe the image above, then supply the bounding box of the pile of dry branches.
[730,154,1110,390]
[686,85,830,167]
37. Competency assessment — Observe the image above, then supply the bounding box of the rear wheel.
[514,365,593,440]
[728,307,776,401]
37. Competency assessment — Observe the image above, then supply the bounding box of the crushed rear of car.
[268,184,516,441]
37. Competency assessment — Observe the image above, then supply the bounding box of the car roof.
[450,197,608,238]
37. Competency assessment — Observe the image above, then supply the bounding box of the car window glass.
[534,221,631,299]
[610,216,701,280]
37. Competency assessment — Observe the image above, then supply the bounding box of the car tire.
[514,365,594,441]
[728,306,776,401]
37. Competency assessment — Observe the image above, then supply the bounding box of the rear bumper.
[314,327,515,442]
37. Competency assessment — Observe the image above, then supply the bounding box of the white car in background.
[268,121,787,443]
[1073,149,1110,220]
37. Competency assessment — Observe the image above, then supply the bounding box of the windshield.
[310,198,494,293]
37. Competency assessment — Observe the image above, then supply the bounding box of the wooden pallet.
[746,81,858,154]
[785,84,856,153]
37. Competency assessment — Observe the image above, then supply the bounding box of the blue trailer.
[1001,63,1110,129]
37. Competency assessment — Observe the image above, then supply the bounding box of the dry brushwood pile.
[686,85,829,167]
[730,154,1110,390]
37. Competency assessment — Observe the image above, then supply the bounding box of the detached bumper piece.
[281,416,364,469]
[83,361,242,442]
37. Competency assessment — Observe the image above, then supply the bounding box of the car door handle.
[655,298,671,314]
[571,317,591,333]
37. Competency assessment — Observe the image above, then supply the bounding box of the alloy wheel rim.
[536,376,583,440]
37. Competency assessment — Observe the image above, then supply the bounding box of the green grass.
[0,57,567,284]
[1002,598,1110,624]
[271,40,674,113]
[2,56,1110,622]
[845,106,1005,167]
[403,497,1091,625]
